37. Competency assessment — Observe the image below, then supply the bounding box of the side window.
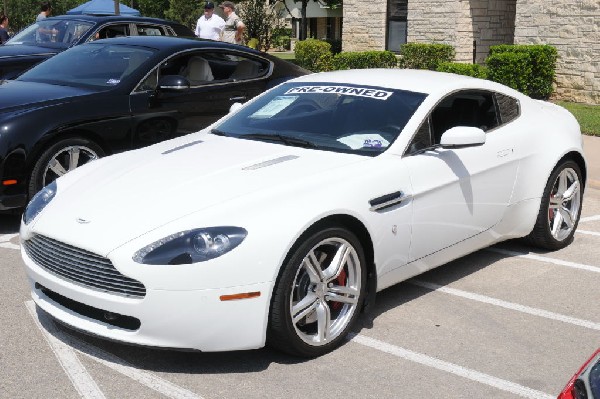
[495,92,520,124]
[203,52,269,82]
[136,25,167,36]
[430,91,499,144]
[92,24,131,40]
[405,117,433,155]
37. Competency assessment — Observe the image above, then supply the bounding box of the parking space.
[1,184,599,399]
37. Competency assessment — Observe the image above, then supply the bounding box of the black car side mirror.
[156,75,190,92]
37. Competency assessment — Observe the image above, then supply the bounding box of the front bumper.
[22,246,274,352]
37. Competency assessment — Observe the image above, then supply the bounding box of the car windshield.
[215,82,427,156]
[17,43,156,89]
[6,19,94,48]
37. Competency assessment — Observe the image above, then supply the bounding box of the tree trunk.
[300,0,308,40]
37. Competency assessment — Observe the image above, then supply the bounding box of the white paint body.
[20,69,585,352]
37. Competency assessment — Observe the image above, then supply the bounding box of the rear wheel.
[528,160,582,250]
[29,137,104,198]
[268,226,366,357]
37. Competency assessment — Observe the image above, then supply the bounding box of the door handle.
[229,96,247,102]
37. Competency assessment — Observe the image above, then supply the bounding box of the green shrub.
[436,62,488,79]
[294,39,334,72]
[487,44,557,99]
[333,51,398,70]
[398,43,455,70]
[274,35,291,50]
[246,38,260,50]
[486,52,532,95]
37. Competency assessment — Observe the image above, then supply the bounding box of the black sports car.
[0,14,194,79]
[0,35,309,210]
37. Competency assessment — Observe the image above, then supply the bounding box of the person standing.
[0,15,9,44]
[219,1,245,45]
[36,2,52,22]
[195,2,225,41]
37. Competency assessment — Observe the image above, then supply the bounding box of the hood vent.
[243,155,299,170]
[162,140,203,155]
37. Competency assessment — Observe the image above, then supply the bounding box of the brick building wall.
[514,0,600,104]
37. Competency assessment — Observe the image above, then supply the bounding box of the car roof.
[91,35,264,54]
[290,68,526,99]
[45,14,186,26]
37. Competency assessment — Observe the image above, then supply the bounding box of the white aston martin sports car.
[20,69,585,357]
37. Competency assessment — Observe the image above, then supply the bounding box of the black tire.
[527,160,583,250]
[268,226,366,357]
[29,137,104,198]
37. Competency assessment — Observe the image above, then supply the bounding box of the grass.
[556,101,600,136]
[271,51,295,60]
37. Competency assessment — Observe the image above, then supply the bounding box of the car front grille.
[24,235,146,298]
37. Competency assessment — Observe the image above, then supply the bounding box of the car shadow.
[34,238,548,374]
[0,212,21,234]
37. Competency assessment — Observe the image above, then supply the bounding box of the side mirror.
[229,102,243,114]
[440,126,486,149]
[156,75,190,92]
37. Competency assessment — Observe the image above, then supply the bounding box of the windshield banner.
[285,86,392,100]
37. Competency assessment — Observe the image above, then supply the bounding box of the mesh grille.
[24,235,146,298]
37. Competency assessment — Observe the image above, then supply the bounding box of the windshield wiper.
[241,133,317,149]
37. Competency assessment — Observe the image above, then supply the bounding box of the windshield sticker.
[337,134,390,150]
[106,79,120,85]
[250,96,299,118]
[285,86,392,100]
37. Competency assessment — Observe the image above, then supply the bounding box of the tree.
[239,0,286,51]
[135,0,169,19]
[164,0,199,31]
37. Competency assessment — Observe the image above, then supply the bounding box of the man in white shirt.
[195,2,225,41]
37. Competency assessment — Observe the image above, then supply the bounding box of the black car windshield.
[17,43,156,89]
[215,82,427,156]
[6,19,94,48]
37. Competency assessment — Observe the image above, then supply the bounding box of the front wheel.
[268,226,366,357]
[527,160,583,250]
[29,137,104,198]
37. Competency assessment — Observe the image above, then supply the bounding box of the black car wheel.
[268,226,366,357]
[29,138,104,198]
[527,160,583,250]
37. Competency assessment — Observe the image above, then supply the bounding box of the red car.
[558,348,600,399]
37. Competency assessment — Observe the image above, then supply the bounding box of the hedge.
[398,43,455,70]
[294,39,334,72]
[487,44,557,99]
[333,51,398,70]
[436,62,488,79]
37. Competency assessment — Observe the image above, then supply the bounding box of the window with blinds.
[387,0,408,52]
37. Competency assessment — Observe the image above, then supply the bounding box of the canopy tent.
[66,0,141,16]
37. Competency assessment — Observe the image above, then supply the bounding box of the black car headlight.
[132,227,247,265]
[23,181,57,225]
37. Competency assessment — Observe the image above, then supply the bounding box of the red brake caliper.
[330,268,347,311]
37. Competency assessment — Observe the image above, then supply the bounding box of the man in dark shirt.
[0,15,9,44]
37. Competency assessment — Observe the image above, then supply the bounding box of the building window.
[386,0,407,53]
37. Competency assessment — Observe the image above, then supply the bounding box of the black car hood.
[0,80,94,111]
[0,44,60,59]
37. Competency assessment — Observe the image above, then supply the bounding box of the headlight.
[133,227,247,265]
[23,181,57,225]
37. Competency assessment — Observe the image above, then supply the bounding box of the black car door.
[128,49,271,148]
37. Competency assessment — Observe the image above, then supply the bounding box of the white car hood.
[33,134,366,255]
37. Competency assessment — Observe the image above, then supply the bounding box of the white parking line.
[26,301,203,399]
[577,229,600,237]
[487,247,600,274]
[350,334,553,399]
[0,233,19,250]
[579,214,600,223]
[410,280,600,331]
[25,301,107,399]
